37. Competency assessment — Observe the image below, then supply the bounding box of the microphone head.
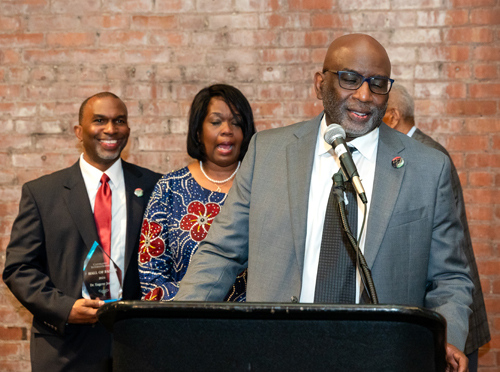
[324,124,346,145]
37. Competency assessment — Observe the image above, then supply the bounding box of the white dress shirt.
[300,115,379,303]
[80,154,127,300]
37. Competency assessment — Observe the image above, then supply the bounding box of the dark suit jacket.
[412,128,490,354]
[3,160,161,372]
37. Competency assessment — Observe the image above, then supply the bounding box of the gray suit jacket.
[176,114,473,350]
[412,128,490,354]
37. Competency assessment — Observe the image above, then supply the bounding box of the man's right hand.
[67,299,104,324]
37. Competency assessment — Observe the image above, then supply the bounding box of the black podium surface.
[98,301,447,372]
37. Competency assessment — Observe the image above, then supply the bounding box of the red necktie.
[94,174,112,266]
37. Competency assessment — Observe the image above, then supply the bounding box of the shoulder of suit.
[383,124,449,165]
[121,160,162,183]
[253,117,318,144]
[412,129,451,158]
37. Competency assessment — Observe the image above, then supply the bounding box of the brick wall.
[0,0,498,370]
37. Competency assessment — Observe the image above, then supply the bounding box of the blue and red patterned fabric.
[139,166,246,301]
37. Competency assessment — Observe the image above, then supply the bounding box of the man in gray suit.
[176,34,472,371]
[384,83,490,372]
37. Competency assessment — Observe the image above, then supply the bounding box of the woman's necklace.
[199,161,241,192]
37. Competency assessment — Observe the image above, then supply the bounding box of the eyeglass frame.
[322,70,395,95]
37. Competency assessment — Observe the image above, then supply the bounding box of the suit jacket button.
[291,296,298,303]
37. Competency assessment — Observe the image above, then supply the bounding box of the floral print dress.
[138,166,246,301]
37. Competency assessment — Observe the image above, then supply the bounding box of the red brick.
[99,31,147,46]
[450,0,495,6]
[51,0,100,13]
[150,32,189,47]
[155,0,195,12]
[304,31,330,46]
[102,0,153,12]
[132,16,177,30]
[478,348,496,366]
[284,101,323,118]
[0,0,49,16]
[0,327,27,341]
[470,84,500,99]
[415,100,446,116]
[478,261,500,277]
[473,241,494,258]
[234,0,279,11]
[465,154,500,168]
[469,172,494,187]
[464,118,500,133]
[0,360,31,372]
[419,46,470,62]
[443,63,471,79]
[0,34,43,47]
[46,33,95,47]
[310,13,348,28]
[289,0,334,10]
[0,49,21,64]
[261,49,310,64]
[474,46,500,62]
[446,100,496,116]
[0,16,21,31]
[196,0,232,12]
[137,134,186,152]
[81,15,130,29]
[445,28,494,43]
[446,135,489,151]
[474,64,498,80]
[123,49,171,64]
[493,136,500,150]
[467,204,493,220]
[471,9,500,24]
[251,102,283,118]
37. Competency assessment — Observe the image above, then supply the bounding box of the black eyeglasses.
[323,70,394,95]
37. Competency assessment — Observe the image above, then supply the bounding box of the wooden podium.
[97,301,447,372]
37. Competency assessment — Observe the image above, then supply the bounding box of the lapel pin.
[392,156,405,169]
[134,188,144,197]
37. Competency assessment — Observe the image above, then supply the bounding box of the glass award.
[82,241,123,302]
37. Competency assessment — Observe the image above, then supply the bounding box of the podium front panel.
[98,301,446,372]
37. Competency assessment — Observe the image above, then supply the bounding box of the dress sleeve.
[138,177,176,301]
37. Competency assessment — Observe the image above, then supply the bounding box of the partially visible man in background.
[3,92,161,372]
[384,83,490,372]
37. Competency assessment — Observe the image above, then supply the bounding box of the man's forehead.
[85,96,127,116]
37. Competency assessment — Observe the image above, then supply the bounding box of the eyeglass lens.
[338,72,391,94]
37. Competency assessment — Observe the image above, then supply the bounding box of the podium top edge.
[97,301,446,332]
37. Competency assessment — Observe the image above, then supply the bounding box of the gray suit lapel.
[122,161,146,273]
[364,124,406,268]
[63,162,99,253]
[286,114,322,274]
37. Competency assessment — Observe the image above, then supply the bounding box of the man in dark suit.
[176,34,472,372]
[384,83,490,372]
[3,92,161,372]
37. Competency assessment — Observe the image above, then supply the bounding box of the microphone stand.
[332,173,378,304]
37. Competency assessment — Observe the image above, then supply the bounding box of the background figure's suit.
[3,161,161,372]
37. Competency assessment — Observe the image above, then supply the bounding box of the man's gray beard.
[322,87,387,138]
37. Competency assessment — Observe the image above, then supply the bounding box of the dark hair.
[78,92,124,125]
[187,84,256,162]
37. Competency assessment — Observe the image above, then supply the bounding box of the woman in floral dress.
[139,84,256,301]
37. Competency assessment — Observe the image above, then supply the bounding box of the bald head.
[323,34,391,77]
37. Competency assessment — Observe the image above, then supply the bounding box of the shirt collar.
[407,126,417,138]
[317,114,379,162]
[79,154,123,190]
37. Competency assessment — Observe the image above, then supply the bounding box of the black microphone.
[324,124,367,204]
